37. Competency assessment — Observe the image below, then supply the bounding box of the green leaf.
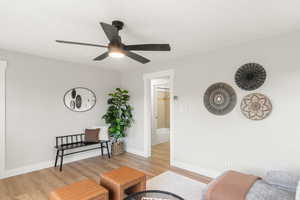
[102,88,134,140]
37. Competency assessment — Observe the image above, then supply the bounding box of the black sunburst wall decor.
[235,63,266,91]
[204,82,237,115]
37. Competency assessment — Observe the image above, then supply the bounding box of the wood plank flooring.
[0,142,211,200]
[151,142,170,164]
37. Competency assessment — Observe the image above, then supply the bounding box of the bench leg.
[59,150,64,172]
[106,141,111,158]
[100,142,104,157]
[54,150,59,167]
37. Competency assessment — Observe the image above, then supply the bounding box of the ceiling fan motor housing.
[109,41,124,52]
[112,20,124,31]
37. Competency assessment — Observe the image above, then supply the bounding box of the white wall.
[0,49,121,173]
[121,31,300,177]
[0,61,7,178]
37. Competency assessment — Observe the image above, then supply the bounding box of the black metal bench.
[54,133,110,171]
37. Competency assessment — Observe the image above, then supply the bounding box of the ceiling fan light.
[108,45,125,58]
[109,51,125,58]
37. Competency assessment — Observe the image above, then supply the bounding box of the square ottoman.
[49,179,108,200]
[100,166,146,200]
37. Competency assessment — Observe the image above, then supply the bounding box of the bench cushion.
[56,141,101,150]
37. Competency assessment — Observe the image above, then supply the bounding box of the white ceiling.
[1,0,300,71]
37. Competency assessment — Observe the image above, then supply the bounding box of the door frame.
[143,70,174,164]
[0,60,7,179]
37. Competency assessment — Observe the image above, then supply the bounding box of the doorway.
[143,70,174,165]
[151,78,170,163]
[0,61,7,178]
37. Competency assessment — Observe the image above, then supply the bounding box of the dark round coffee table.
[124,190,184,200]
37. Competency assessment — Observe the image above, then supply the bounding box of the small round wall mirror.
[63,87,96,112]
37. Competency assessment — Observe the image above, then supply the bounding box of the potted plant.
[102,88,134,155]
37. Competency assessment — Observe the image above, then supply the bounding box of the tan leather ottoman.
[49,179,108,200]
[100,166,146,200]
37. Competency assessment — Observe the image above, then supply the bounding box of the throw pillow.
[85,128,100,143]
[91,126,110,141]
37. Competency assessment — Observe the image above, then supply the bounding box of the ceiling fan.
[56,20,171,64]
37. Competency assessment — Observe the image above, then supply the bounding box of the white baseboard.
[1,146,147,179]
[1,149,220,180]
[1,150,104,179]
[172,160,221,179]
[126,147,147,157]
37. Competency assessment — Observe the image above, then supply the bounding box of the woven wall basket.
[204,82,237,115]
[241,93,272,120]
[235,63,266,91]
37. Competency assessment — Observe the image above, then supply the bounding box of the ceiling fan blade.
[100,22,119,42]
[125,51,150,64]
[56,40,107,48]
[124,44,171,51]
[93,52,109,61]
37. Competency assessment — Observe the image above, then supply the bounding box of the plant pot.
[111,141,125,156]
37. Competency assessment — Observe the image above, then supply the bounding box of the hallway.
[151,142,170,166]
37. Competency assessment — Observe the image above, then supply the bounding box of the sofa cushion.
[264,171,300,192]
[296,181,300,200]
[246,180,295,200]
[201,174,296,200]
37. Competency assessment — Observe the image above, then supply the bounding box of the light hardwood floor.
[0,142,211,200]
[151,142,170,165]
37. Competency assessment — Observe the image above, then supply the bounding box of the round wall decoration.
[64,87,96,112]
[235,63,266,91]
[204,82,237,115]
[241,93,272,120]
